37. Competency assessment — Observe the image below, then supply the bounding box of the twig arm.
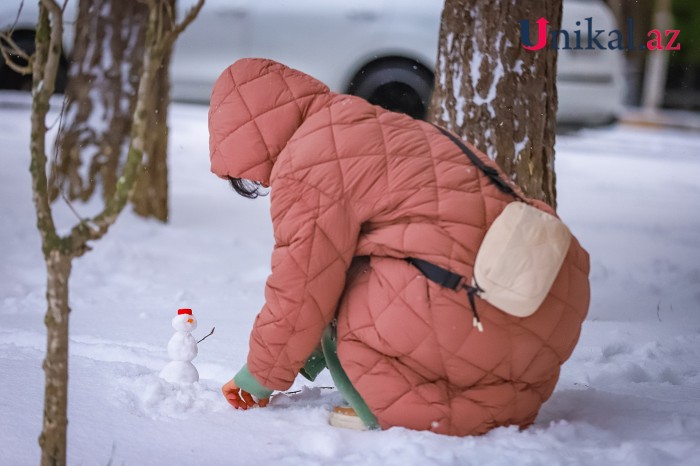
[197,327,215,344]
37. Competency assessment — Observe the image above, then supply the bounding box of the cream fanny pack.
[472,201,571,318]
[406,126,573,332]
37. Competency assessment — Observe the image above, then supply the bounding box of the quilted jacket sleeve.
[244,174,360,391]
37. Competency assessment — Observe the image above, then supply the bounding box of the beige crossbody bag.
[407,127,572,332]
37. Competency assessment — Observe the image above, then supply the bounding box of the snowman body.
[160,310,200,383]
[167,332,198,361]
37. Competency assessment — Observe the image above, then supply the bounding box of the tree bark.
[50,0,171,222]
[38,252,72,466]
[31,3,71,464]
[429,0,562,208]
[131,1,174,221]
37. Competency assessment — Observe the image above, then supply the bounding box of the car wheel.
[0,32,67,93]
[348,59,434,120]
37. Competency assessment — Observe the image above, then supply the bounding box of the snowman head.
[172,308,198,333]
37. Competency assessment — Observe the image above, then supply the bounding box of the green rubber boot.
[321,325,379,430]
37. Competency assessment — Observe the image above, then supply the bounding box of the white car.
[1,0,623,124]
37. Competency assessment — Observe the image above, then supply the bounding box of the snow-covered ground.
[1,92,699,465]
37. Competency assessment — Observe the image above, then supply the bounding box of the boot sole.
[329,411,368,431]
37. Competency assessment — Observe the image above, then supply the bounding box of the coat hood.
[208,58,331,184]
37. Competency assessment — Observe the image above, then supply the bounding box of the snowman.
[160,308,200,383]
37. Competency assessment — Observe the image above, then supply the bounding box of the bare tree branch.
[49,96,87,225]
[8,0,26,33]
[0,31,30,60]
[0,0,29,70]
[0,31,33,75]
[39,0,65,97]
[172,0,204,38]
[163,0,176,32]
[154,1,163,48]
[29,0,66,258]
[0,47,32,74]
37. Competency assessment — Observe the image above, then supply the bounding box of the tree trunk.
[38,251,72,466]
[429,0,562,208]
[131,1,174,222]
[50,0,171,222]
[605,0,654,106]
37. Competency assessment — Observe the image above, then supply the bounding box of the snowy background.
[1,92,699,465]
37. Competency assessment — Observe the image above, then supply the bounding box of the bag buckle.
[461,279,485,333]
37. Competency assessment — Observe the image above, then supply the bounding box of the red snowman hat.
[178,308,193,315]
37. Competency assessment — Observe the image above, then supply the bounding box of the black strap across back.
[404,125,523,332]
[432,125,524,201]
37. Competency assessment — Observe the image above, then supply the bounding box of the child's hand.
[221,379,269,410]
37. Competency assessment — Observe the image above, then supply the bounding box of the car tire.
[0,33,67,93]
[348,59,434,120]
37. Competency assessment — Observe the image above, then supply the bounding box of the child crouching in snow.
[212,59,590,435]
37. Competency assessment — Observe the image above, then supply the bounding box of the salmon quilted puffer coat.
[209,58,590,436]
